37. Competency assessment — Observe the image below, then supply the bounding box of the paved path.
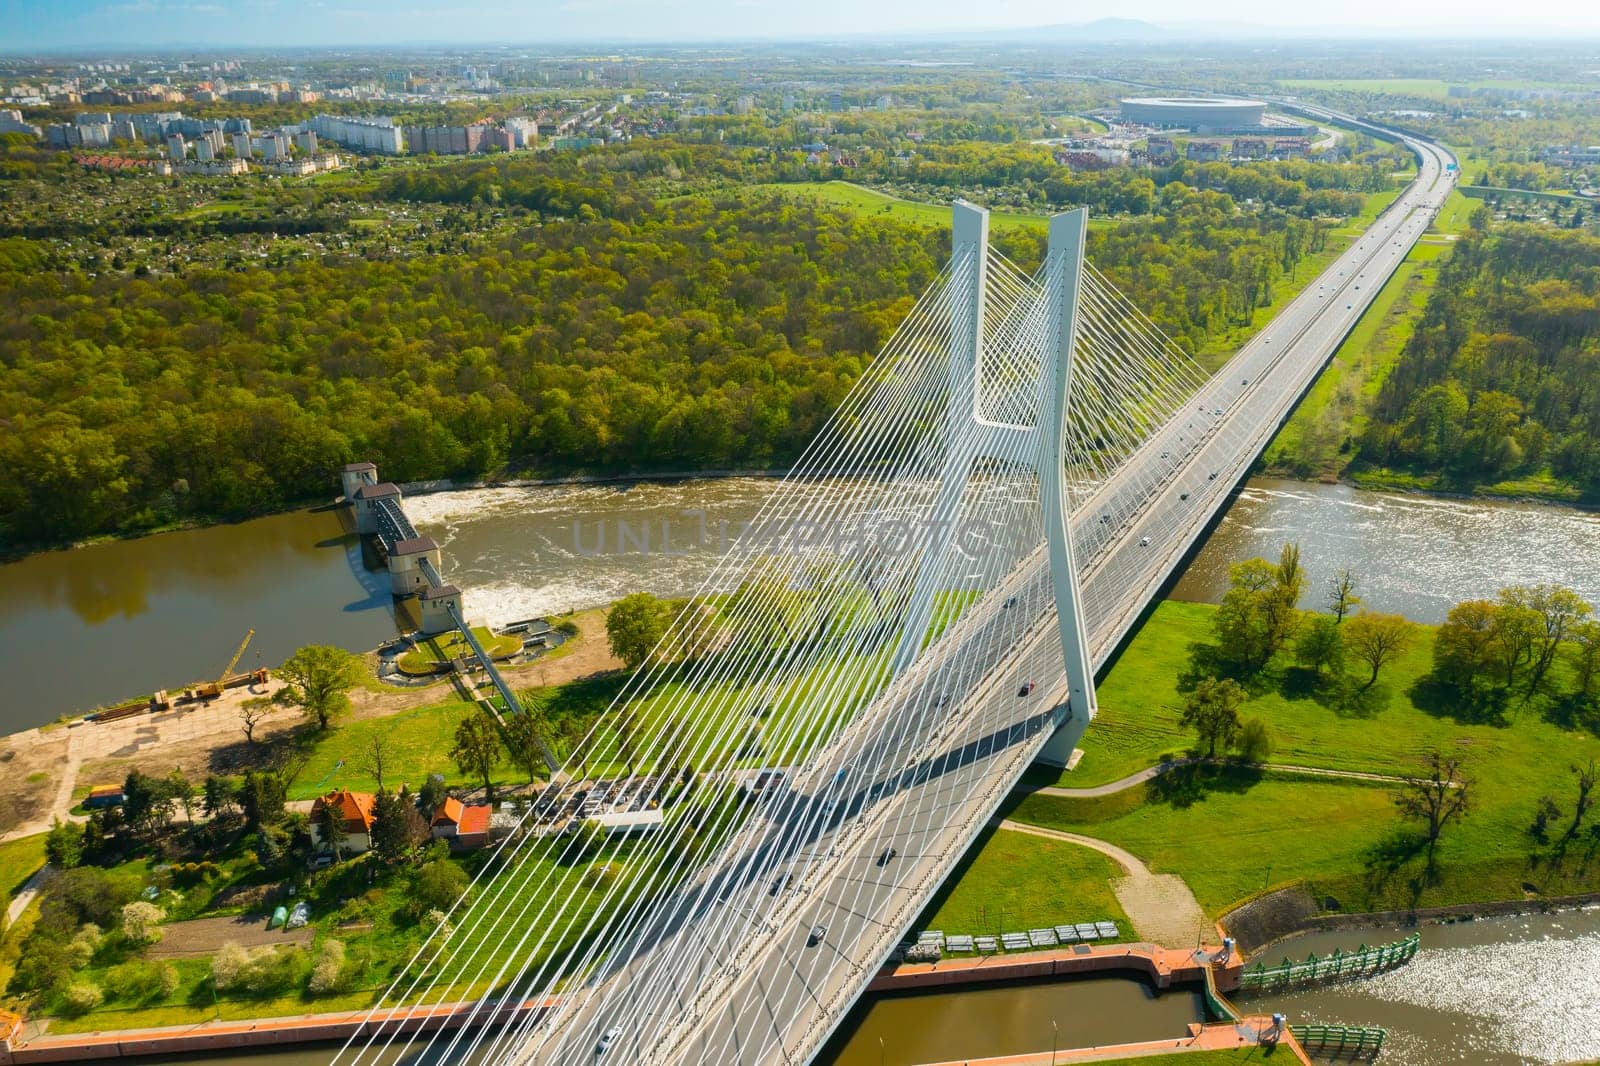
[1022,757,1421,800]
[6,866,49,927]
[998,820,1212,950]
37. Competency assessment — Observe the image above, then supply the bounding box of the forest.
[1,145,1345,549]
[1359,223,1600,494]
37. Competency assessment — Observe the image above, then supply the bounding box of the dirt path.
[998,819,1212,949]
[146,914,313,958]
[1024,757,1422,801]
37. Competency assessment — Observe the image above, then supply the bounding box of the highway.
[517,120,1457,1066]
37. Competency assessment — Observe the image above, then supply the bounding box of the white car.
[597,1025,622,1055]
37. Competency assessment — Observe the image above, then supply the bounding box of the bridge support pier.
[890,202,1097,766]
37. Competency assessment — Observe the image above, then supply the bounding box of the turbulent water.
[1173,478,1600,623]
[1249,908,1600,1065]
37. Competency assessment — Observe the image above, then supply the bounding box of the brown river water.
[2,475,1597,732]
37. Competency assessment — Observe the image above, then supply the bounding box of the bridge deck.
[523,127,1456,1066]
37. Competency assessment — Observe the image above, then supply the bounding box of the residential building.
[1186,140,1223,162]
[310,789,377,854]
[1231,137,1269,161]
[1146,136,1177,165]
[308,113,404,154]
[431,797,492,849]
[194,135,214,162]
[166,133,186,162]
[232,131,252,158]
[293,129,317,154]
[0,109,40,138]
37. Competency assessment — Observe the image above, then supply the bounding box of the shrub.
[308,939,346,995]
[59,981,103,1016]
[66,923,102,967]
[414,860,469,913]
[211,942,307,996]
[120,900,165,945]
[212,942,250,991]
[424,908,453,939]
[1233,717,1274,764]
[107,960,180,1001]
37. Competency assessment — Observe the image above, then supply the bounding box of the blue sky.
[4,0,1598,50]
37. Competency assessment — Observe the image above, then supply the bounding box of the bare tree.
[239,697,272,745]
[360,733,392,792]
[1393,747,1473,855]
[1326,568,1362,623]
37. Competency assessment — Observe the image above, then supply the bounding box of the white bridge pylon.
[891,201,1096,764]
[332,202,1213,1066]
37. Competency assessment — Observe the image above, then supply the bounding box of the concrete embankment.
[0,999,547,1063]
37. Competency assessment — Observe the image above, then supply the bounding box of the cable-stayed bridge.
[336,127,1455,1066]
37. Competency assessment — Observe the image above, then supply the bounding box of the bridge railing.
[1290,1023,1388,1056]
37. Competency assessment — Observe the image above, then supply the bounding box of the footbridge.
[334,124,1455,1066]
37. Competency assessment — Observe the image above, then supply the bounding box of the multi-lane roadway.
[523,119,1457,1066]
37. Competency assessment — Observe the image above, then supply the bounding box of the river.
[3,476,1600,732]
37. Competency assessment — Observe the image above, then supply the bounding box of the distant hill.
[957,17,1175,41]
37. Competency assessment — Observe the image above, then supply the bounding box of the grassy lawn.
[1057,600,1600,789]
[288,697,527,800]
[916,826,1129,937]
[985,598,1600,918]
[1263,241,1444,479]
[0,832,47,901]
[396,626,521,676]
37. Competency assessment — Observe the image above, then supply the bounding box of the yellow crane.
[196,629,254,701]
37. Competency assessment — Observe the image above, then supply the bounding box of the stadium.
[1119,96,1268,131]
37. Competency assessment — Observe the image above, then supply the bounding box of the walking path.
[997,819,1213,950]
[1022,757,1422,801]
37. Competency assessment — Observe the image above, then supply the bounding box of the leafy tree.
[1325,568,1362,623]
[414,860,469,912]
[314,797,346,861]
[1572,620,1600,707]
[1234,717,1273,764]
[1343,611,1415,690]
[418,774,449,815]
[1294,615,1344,677]
[501,708,554,784]
[1179,677,1247,758]
[1393,747,1473,855]
[1214,544,1303,672]
[122,769,178,838]
[1570,758,1598,839]
[606,593,672,671]
[202,775,240,820]
[275,645,363,731]
[451,711,502,803]
[1522,585,1592,693]
[370,789,428,865]
[238,697,272,744]
[120,901,165,946]
[1490,589,1546,688]
[44,818,83,870]
[1433,599,1501,692]
[240,770,287,830]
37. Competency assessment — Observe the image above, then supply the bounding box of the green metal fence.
[1238,931,1420,992]
[1291,1023,1388,1055]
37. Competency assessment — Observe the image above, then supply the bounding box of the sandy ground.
[1,607,623,845]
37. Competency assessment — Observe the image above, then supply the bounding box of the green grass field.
[1263,241,1445,479]
[916,826,1130,936]
[1278,77,1582,100]
[741,180,1116,234]
[288,697,525,800]
[1061,600,1600,789]
[0,832,46,902]
[981,598,1600,917]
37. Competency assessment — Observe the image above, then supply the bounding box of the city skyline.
[4,0,1600,51]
